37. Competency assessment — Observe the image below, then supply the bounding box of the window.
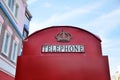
[23,30,28,39]
[24,15,30,26]
[1,30,11,57]
[11,40,18,63]
[8,0,15,11]
[14,4,19,18]
[5,0,19,19]
[4,0,8,3]
[0,23,2,34]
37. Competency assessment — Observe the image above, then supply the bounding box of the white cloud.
[29,2,102,34]
[41,2,102,25]
[83,7,120,53]
[83,6,120,55]
[83,7,120,75]
[102,38,120,54]
[42,2,52,8]
[117,65,120,73]
[29,21,40,34]
[85,7,120,37]
[27,0,38,5]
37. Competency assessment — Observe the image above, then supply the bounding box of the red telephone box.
[15,26,111,80]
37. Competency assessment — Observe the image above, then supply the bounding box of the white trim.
[1,30,11,57]
[0,15,4,23]
[6,25,13,35]
[0,68,15,77]
[14,3,19,18]
[8,0,15,12]
[10,40,18,63]
[23,30,28,39]
[0,23,2,34]
[0,55,16,77]
[14,34,19,43]
[0,55,16,68]
[3,0,8,4]
[3,0,18,22]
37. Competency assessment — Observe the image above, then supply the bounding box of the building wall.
[111,65,120,80]
[112,73,120,80]
[1,0,26,33]
[0,0,29,80]
[0,7,22,64]
[15,0,26,33]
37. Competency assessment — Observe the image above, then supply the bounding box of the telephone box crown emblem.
[55,29,72,42]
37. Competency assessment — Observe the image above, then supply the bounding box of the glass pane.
[8,0,14,11]
[15,5,18,17]
[4,33,9,54]
[12,43,17,60]
[23,30,27,39]
[11,0,14,11]
[8,0,11,7]
[0,23,2,34]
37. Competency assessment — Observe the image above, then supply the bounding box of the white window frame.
[1,30,11,57]
[8,0,15,11]
[11,40,18,63]
[14,3,19,18]
[0,23,2,34]
[4,0,8,3]
[23,30,28,39]
[4,0,18,20]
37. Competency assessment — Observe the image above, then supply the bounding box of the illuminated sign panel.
[42,45,84,52]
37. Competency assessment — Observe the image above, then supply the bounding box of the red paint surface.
[15,26,110,80]
[0,71,14,80]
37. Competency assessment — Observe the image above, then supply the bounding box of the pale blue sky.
[27,0,120,75]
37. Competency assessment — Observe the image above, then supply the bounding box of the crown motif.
[55,29,72,42]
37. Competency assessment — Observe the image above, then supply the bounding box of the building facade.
[112,65,120,80]
[0,0,32,80]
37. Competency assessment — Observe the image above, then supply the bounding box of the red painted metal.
[15,26,111,80]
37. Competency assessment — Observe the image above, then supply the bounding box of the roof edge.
[27,26,101,42]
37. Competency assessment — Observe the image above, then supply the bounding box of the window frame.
[10,40,18,63]
[8,0,15,11]
[23,29,28,39]
[14,3,19,18]
[4,0,8,3]
[4,0,18,20]
[1,30,11,57]
[0,23,2,34]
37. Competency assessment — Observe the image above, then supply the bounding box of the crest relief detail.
[55,29,72,42]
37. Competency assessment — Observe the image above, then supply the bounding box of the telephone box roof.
[28,26,101,42]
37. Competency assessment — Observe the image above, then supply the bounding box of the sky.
[27,0,120,76]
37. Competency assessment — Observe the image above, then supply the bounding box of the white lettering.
[42,45,85,53]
